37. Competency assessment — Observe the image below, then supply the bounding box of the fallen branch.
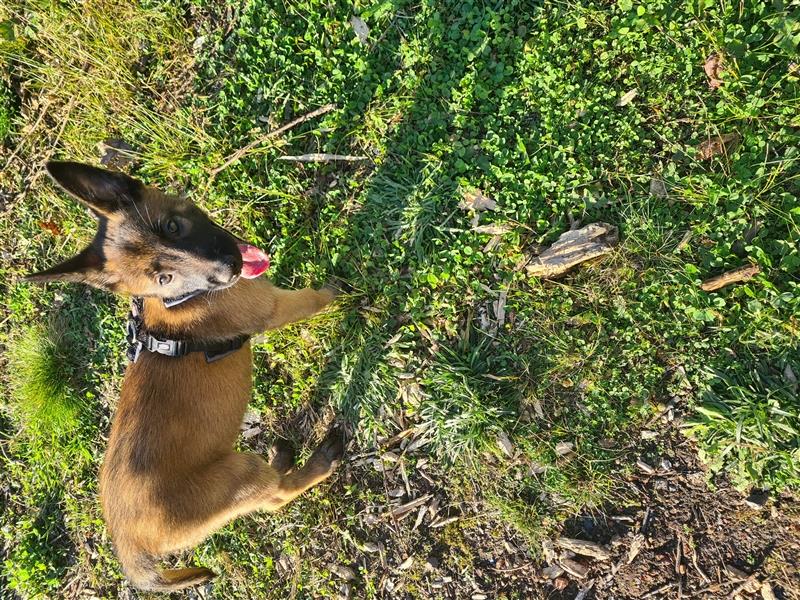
[209,103,336,179]
[555,537,611,561]
[526,222,619,278]
[700,265,760,292]
[277,153,369,163]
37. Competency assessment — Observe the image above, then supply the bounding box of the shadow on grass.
[255,0,546,455]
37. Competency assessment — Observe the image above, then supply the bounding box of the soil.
[534,432,800,600]
[270,416,799,600]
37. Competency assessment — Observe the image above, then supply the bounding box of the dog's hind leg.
[163,428,344,548]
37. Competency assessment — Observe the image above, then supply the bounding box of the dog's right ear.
[25,244,109,286]
[46,161,143,216]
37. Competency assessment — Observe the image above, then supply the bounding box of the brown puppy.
[27,162,343,592]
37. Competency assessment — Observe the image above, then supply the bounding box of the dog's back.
[28,162,343,591]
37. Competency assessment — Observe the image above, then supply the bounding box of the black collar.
[125,296,249,363]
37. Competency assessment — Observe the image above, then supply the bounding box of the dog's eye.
[157,274,173,286]
[165,219,179,235]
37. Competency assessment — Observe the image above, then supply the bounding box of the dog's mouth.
[237,243,270,279]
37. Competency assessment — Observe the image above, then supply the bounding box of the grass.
[6,322,83,433]
[0,0,798,597]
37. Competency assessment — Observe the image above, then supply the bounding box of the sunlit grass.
[6,323,82,433]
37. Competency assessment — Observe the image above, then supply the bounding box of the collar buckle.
[145,336,187,357]
[125,296,247,363]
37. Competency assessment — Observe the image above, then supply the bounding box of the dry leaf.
[617,89,638,106]
[649,177,667,198]
[555,441,574,456]
[331,565,355,581]
[38,220,61,236]
[496,430,514,458]
[704,53,724,89]
[697,133,740,160]
[350,16,369,45]
[473,223,511,235]
[459,189,497,212]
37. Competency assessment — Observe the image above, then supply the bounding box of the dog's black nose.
[220,254,241,281]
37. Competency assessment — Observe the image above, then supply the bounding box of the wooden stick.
[209,103,336,179]
[277,153,369,163]
[700,265,760,292]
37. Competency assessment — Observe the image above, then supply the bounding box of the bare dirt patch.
[539,432,800,600]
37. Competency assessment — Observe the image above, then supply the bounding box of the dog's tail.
[117,539,215,592]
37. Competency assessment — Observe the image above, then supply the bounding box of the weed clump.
[7,323,83,433]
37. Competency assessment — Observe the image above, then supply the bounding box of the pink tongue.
[238,243,270,279]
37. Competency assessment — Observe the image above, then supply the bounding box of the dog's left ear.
[25,244,108,286]
[46,161,143,216]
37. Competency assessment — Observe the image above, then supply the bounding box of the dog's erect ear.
[46,161,143,216]
[25,245,106,285]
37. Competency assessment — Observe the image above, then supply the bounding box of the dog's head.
[26,161,270,298]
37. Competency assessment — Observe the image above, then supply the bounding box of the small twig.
[642,582,677,598]
[209,103,336,179]
[687,534,711,584]
[675,535,683,599]
[700,264,760,292]
[278,153,369,163]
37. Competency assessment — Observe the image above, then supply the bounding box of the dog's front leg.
[262,283,336,330]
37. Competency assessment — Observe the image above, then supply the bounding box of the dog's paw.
[270,439,296,474]
[310,427,345,473]
[322,277,352,297]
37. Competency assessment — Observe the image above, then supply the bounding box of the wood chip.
[379,428,415,448]
[473,223,512,235]
[241,426,261,439]
[430,516,459,528]
[724,564,748,578]
[575,580,595,600]
[494,290,507,329]
[760,581,778,600]
[389,494,432,518]
[700,265,760,291]
[636,459,655,475]
[412,504,426,531]
[541,564,564,579]
[559,558,590,579]
[627,533,645,564]
[649,177,668,197]
[526,223,618,278]
[556,538,611,561]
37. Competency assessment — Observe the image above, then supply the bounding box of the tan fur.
[99,279,338,591]
[28,162,343,592]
